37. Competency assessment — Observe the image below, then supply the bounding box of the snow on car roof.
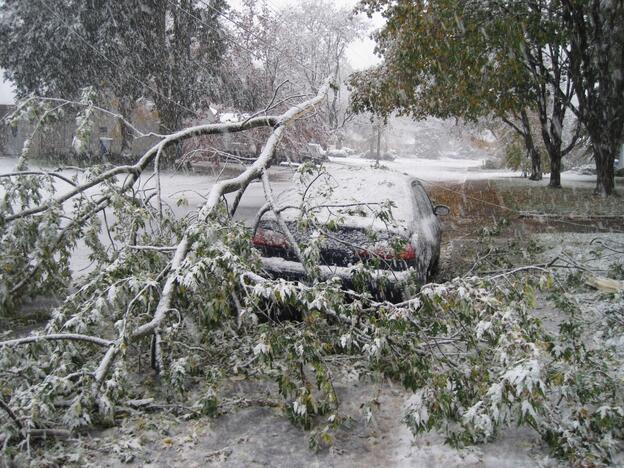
[272,165,419,232]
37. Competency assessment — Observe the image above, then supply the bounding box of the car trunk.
[252,220,416,271]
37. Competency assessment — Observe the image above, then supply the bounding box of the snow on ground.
[328,155,520,182]
[4,155,621,466]
[327,155,607,190]
[535,232,624,273]
[89,374,541,467]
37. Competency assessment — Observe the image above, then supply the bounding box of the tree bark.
[593,140,617,196]
[520,111,542,181]
[548,149,562,188]
[376,125,381,163]
[118,98,135,156]
[560,0,624,196]
[528,147,542,181]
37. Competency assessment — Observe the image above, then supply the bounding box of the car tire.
[428,256,440,278]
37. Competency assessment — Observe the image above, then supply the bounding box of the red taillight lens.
[252,228,289,249]
[359,242,416,261]
[396,243,416,261]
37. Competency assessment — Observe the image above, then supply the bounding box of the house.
[0,100,168,161]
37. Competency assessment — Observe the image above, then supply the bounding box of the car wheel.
[428,256,440,278]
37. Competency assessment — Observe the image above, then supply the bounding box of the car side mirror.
[434,205,450,216]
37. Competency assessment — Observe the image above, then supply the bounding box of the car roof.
[273,165,422,232]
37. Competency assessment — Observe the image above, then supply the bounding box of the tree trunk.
[528,147,542,181]
[543,111,564,189]
[376,126,381,164]
[593,142,616,196]
[119,117,132,156]
[118,98,135,157]
[520,110,542,181]
[157,103,185,165]
[548,149,562,188]
[559,0,623,196]
[586,119,618,196]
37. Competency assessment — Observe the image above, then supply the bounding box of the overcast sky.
[0,0,382,104]
[227,0,383,70]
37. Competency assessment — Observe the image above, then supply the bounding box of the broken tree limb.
[199,80,330,221]
[10,197,111,296]
[261,170,310,277]
[0,397,23,431]
[4,116,279,223]
[89,79,331,385]
[585,275,624,293]
[0,334,113,348]
[0,170,78,186]
[518,212,624,221]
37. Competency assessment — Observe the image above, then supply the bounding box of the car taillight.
[360,242,416,261]
[252,228,289,249]
[396,243,416,261]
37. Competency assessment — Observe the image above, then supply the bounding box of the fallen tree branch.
[4,116,279,223]
[27,428,72,440]
[3,95,160,141]
[0,397,22,431]
[519,212,624,220]
[488,265,550,280]
[0,334,114,348]
[127,245,178,252]
[88,80,331,386]
[10,197,110,296]
[261,170,310,276]
[0,170,78,187]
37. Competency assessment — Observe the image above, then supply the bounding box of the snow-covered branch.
[89,79,331,388]
[0,333,113,348]
[3,116,279,223]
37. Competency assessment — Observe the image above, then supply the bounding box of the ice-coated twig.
[0,170,78,186]
[4,116,279,223]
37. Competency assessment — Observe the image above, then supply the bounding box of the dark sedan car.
[252,166,448,295]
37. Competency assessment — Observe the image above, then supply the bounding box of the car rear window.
[274,167,416,231]
[411,182,434,218]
